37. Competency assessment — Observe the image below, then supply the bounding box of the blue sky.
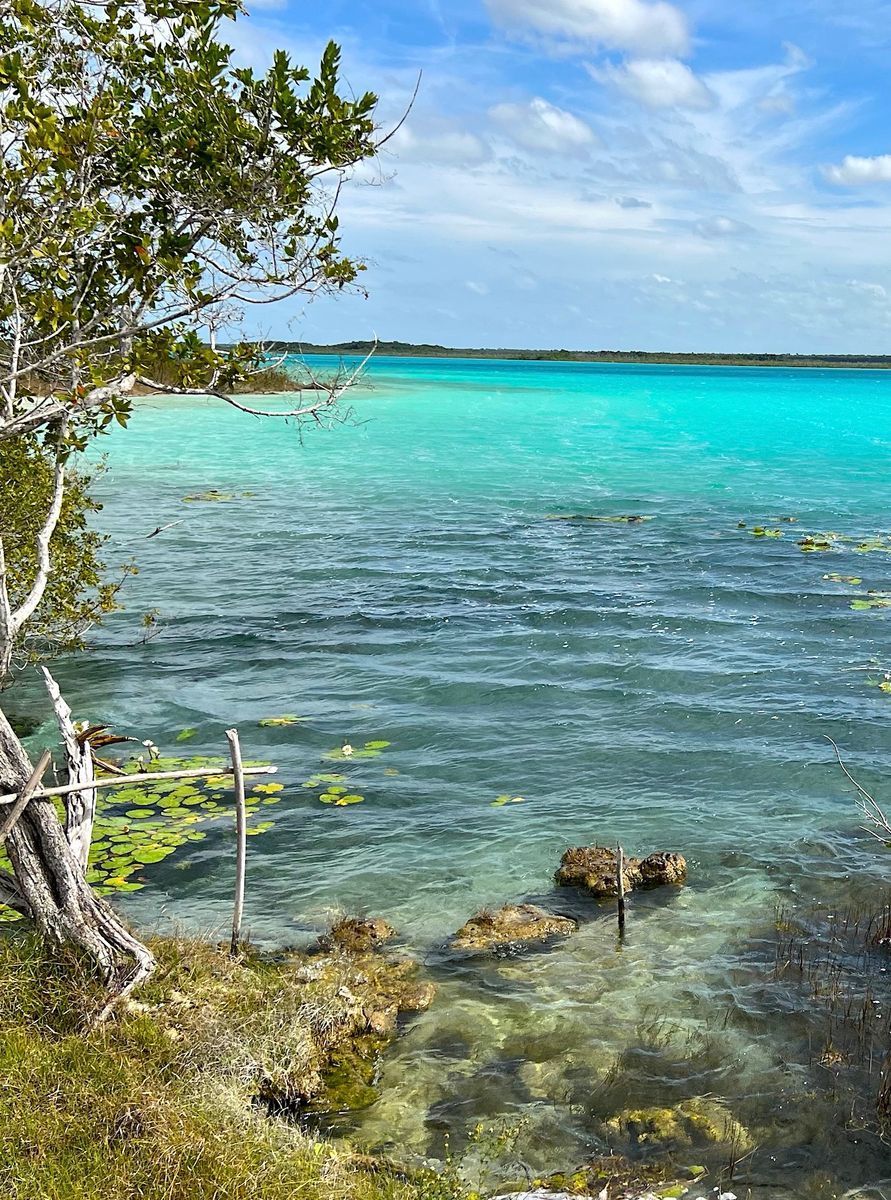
[230,0,891,352]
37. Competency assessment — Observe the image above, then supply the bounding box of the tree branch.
[10,433,66,631]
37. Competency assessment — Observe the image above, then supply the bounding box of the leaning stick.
[226,729,247,956]
[0,763,277,808]
[0,751,52,845]
[617,843,626,937]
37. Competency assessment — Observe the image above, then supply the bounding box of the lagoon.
[29,357,891,1189]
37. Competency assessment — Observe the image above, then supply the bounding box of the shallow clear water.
[20,358,891,1191]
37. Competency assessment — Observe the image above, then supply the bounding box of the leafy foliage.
[0,0,378,446]
[0,434,122,665]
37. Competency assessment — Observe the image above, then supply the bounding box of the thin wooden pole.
[617,843,626,938]
[0,751,52,845]
[0,763,277,808]
[226,728,247,956]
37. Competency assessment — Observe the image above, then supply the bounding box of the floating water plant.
[492,794,525,807]
[798,534,837,552]
[751,527,783,538]
[324,740,391,761]
[182,489,256,503]
[319,792,364,807]
[258,715,304,728]
[0,754,281,919]
[546,514,654,524]
[176,727,197,742]
[854,536,891,553]
[851,593,891,611]
[824,573,862,585]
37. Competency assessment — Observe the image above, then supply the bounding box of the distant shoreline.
[276,340,891,371]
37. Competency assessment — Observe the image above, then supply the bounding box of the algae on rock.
[556,846,686,898]
[604,1097,753,1156]
[450,904,577,952]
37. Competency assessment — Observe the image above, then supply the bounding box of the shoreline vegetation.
[283,339,891,371]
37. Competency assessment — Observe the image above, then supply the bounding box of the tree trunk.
[0,704,155,1014]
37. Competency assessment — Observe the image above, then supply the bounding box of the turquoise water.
[25,358,891,1191]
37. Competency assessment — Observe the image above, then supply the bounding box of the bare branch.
[42,667,96,870]
[10,433,67,631]
[826,735,891,842]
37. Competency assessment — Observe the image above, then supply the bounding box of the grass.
[0,930,464,1200]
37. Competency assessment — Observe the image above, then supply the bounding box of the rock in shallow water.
[314,916,398,954]
[450,904,578,951]
[555,845,686,898]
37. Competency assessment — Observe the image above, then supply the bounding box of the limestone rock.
[315,916,398,954]
[636,851,687,887]
[450,904,578,952]
[555,846,686,898]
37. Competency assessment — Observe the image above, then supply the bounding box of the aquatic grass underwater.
[19,357,891,1193]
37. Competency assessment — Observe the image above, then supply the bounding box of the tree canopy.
[0,0,379,676]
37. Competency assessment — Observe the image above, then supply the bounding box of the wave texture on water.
[24,358,891,1192]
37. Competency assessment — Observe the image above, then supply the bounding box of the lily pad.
[252,782,284,794]
[824,573,862,585]
[364,740,391,750]
[752,527,782,539]
[492,794,526,807]
[259,715,304,728]
[176,728,197,743]
[124,809,155,819]
[852,596,891,611]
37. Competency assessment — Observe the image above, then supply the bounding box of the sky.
[229,0,891,353]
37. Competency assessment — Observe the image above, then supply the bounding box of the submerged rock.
[555,846,686,898]
[604,1098,753,1155]
[450,904,577,952]
[313,915,398,955]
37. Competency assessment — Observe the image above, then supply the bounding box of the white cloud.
[616,195,652,208]
[390,124,492,167]
[466,280,490,295]
[694,216,751,238]
[489,97,598,154]
[825,154,891,186]
[485,0,689,57]
[847,279,887,299]
[591,58,715,110]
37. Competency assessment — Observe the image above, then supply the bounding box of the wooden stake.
[226,728,247,956]
[0,751,52,846]
[617,843,626,937]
